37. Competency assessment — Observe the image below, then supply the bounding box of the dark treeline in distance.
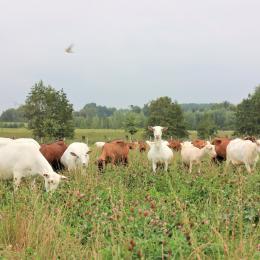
[0,81,260,139]
[0,101,236,131]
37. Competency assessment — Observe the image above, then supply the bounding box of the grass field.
[0,128,234,144]
[0,128,142,144]
[0,129,259,259]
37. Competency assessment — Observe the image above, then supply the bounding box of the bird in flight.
[65,44,74,53]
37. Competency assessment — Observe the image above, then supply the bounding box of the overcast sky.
[1,0,260,111]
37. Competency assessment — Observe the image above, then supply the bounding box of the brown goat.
[97,140,130,171]
[167,139,182,151]
[127,141,138,150]
[191,139,207,149]
[138,141,147,153]
[40,140,68,171]
[211,137,230,162]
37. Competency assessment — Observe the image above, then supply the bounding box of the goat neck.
[154,138,163,149]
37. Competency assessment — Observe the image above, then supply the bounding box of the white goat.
[95,141,106,149]
[0,142,67,191]
[147,126,173,172]
[226,138,260,173]
[146,140,169,148]
[0,137,40,149]
[61,142,91,171]
[0,137,13,147]
[181,142,216,173]
[13,138,41,149]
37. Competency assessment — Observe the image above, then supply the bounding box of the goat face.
[148,126,168,141]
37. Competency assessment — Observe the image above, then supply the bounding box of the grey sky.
[1,0,260,112]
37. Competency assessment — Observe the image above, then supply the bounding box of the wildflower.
[128,216,134,222]
[145,194,151,201]
[143,210,149,217]
[130,239,136,247]
[128,239,136,251]
[202,219,209,225]
[150,201,156,210]
[137,249,142,258]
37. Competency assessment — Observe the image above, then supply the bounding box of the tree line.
[0,81,259,139]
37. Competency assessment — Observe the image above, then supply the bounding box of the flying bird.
[65,44,74,53]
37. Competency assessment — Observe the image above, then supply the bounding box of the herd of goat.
[0,125,259,192]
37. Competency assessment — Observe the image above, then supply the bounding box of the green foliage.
[73,103,116,129]
[73,104,147,130]
[182,102,236,130]
[146,96,188,138]
[235,86,260,135]
[6,89,260,133]
[124,112,139,137]
[24,81,74,138]
[130,105,142,113]
[197,114,217,139]
[0,106,26,122]
[0,99,238,131]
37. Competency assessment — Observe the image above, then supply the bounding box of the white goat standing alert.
[147,126,173,173]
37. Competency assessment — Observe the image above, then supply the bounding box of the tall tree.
[197,114,217,139]
[146,96,188,138]
[124,112,139,139]
[235,86,260,135]
[24,81,74,139]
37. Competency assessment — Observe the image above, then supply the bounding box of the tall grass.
[0,147,259,259]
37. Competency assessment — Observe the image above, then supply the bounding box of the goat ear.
[43,173,49,178]
[213,139,221,145]
[148,126,154,131]
[60,175,68,180]
[70,152,77,157]
[163,127,168,132]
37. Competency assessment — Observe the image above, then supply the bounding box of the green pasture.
[0,128,234,145]
[0,128,259,259]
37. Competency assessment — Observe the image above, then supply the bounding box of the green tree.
[182,102,236,131]
[24,81,74,139]
[197,114,217,139]
[0,106,26,122]
[235,86,260,135]
[124,112,139,139]
[130,105,141,114]
[146,96,188,138]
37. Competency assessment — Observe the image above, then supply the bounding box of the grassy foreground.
[0,145,259,259]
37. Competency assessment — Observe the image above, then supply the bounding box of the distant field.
[0,128,142,144]
[0,128,234,144]
[0,128,32,138]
